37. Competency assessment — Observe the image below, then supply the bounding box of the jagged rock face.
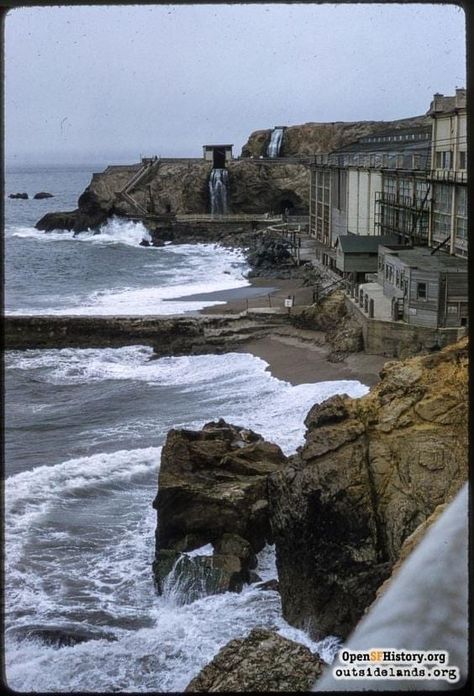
[268,338,468,640]
[373,501,448,602]
[228,161,309,214]
[153,420,287,596]
[241,115,430,157]
[292,290,363,356]
[113,161,213,217]
[35,158,309,231]
[185,628,326,692]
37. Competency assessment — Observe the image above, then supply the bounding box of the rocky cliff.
[241,114,431,158]
[35,159,309,232]
[268,338,468,640]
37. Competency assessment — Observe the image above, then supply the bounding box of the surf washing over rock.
[5,335,367,692]
[7,214,250,316]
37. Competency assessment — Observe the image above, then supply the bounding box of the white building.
[428,89,467,257]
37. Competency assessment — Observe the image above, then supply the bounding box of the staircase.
[116,158,160,216]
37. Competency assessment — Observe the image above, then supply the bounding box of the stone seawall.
[4,314,289,353]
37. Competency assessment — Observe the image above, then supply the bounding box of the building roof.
[382,245,468,272]
[203,144,234,148]
[336,235,400,254]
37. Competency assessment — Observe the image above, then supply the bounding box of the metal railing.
[311,152,431,171]
[428,169,467,183]
[175,213,284,222]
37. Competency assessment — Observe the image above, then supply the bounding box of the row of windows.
[432,185,466,216]
[434,150,467,170]
[380,207,429,236]
[382,178,430,202]
[361,132,430,144]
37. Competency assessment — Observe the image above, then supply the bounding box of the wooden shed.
[335,234,400,281]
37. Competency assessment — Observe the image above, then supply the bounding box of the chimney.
[455,88,466,109]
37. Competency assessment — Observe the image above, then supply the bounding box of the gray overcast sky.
[5,3,466,166]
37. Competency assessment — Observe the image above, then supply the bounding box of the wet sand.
[235,335,387,387]
[180,275,387,387]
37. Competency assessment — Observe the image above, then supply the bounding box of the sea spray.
[5,347,367,691]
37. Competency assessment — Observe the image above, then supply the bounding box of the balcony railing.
[428,169,467,183]
[375,191,431,210]
[311,152,431,170]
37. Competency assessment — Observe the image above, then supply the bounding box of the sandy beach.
[189,275,387,388]
[235,335,386,387]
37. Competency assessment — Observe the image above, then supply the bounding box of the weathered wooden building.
[335,234,400,281]
[377,245,468,327]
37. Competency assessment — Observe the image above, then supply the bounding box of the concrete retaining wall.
[4,314,288,353]
[345,296,464,357]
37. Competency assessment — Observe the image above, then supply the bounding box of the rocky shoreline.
[152,338,468,691]
[18,144,469,689]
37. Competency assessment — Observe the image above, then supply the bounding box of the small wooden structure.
[335,234,400,281]
[202,144,233,168]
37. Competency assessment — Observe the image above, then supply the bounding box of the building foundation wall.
[344,296,464,357]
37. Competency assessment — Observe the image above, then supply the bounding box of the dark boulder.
[246,236,293,271]
[35,208,109,233]
[9,192,28,199]
[33,192,54,199]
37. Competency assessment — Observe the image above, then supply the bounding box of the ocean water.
[5,166,370,692]
[5,165,249,315]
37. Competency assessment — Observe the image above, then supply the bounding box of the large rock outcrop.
[185,628,326,692]
[153,420,287,597]
[227,161,309,214]
[268,338,468,640]
[241,115,430,158]
[35,159,309,232]
[292,290,364,358]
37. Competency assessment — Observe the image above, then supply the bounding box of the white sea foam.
[6,347,368,454]
[5,447,161,565]
[5,580,336,693]
[7,217,151,246]
[7,219,250,316]
[184,544,214,558]
[5,346,368,691]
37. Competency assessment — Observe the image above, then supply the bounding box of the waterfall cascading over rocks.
[209,168,230,215]
[267,127,284,158]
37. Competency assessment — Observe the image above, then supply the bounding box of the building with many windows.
[309,89,467,269]
[427,89,467,257]
[309,123,432,267]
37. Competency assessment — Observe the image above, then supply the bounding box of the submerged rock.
[9,192,28,199]
[185,627,326,692]
[269,338,468,640]
[153,419,287,597]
